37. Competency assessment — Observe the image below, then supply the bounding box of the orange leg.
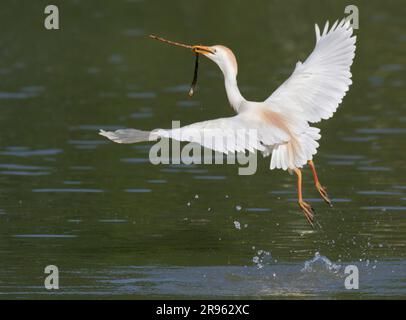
[294,168,315,226]
[308,160,332,207]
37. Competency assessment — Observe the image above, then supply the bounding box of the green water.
[0,0,405,298]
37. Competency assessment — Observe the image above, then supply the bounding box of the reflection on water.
[0,0,405,299]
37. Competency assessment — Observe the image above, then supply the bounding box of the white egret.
[100,18,356,226]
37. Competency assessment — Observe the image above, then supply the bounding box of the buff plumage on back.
[265,19,356,123]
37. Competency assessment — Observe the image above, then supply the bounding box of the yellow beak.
[192,45,214,54]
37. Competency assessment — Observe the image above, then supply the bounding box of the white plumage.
[100,19,356,172]
[99,18,356,225]
[265,19,356,123]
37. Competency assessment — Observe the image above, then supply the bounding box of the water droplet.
[252,250,271,269]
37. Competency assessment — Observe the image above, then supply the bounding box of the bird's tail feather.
[99,129,158,144]
[270,127,321,170]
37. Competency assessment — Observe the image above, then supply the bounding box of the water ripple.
[127,92,156,99]
[124,188,151,193]
[99,219,127,223]
[0,171,49,176]
[245,208,271,213]
[357,191,403,196]
[0,148,62,157]
[361,206,406,211]
[32,188,104,193]
[121,158,150,164]
[147,179,167,184]
[341,136,377,142]
[193,176,227,180]
[288,198,351,203]
[13,234,77,238]
[358,166,392,172]
[0,163,49,170]
[0,92,39,99]
[357,128,406,134]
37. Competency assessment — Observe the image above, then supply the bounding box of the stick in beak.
[149,35,211,98]
[149,35,214,54]
[149,35,193,50]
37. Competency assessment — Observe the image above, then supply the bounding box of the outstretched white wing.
[100,112,292,154]
[265,19,356,123]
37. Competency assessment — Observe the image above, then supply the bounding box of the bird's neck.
[224,73,245,113]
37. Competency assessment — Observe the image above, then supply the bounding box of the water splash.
[252,250,272,269]
[301,252,341,274]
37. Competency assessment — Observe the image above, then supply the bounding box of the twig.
[149,35,193,50]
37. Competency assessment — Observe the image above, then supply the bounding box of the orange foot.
[316,182,332,207]
[298,200,315,226]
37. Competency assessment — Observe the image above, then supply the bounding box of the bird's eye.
[214,48,217,53]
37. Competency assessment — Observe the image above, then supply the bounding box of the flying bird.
[100,19,356,226]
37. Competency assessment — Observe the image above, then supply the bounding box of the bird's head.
[193,45,238,78]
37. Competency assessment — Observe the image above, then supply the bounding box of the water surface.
[0,0,405,299]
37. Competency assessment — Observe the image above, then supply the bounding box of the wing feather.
[154,112,290,154]
[265,18,356,123]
